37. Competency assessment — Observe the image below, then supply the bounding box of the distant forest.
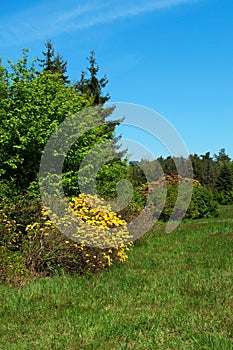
[133,148,233,204]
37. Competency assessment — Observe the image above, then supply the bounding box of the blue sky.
[0,0,232,160]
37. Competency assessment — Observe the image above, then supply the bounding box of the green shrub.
[158,184,218,221]
[128,175,219,223]
[186,186,219,219]
[214,189,233,205]
[157,184,219,221]
[118,185,147,222]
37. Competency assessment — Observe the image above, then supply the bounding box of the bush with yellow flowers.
[0,209,27,284]
[24,194,133,276]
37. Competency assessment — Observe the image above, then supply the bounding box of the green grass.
[0,206,233,349]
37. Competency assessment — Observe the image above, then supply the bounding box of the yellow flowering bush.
[0,209,21,248]
[0,209,27,284]
[24,194,133,275]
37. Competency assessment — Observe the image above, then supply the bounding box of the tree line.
[135,148,233,204]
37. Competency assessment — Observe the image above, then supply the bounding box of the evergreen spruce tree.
[214,148,233,196]
[75,50,109,105]
[216,163,233,192]
[39,40,70,84]
[74,50,123,154]
[164,156,177,175]
[199,152,217,189]
[190,154,201,182]
[214,148,231,164]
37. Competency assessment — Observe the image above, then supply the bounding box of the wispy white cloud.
[0,0,200,46]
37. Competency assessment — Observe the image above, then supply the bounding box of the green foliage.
[214,189,233,205]
[0,180,21,206]
[214,150,233,204]
[61,108,123,197]
[186,186,219,219]
[199,152,217,189]
[0,46,121,197]
[0,53,89,189]
[189,149,233,199]
[216,163,233,192]
[214,148,231,163]
[119,186,147,222]
[96,159,129,199]
[159,184,219,221]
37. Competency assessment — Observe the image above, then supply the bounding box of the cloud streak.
[0,0,199,46]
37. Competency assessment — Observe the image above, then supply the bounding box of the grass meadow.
[0,206,233,349]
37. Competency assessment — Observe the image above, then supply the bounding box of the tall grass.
[0,206,233,349]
